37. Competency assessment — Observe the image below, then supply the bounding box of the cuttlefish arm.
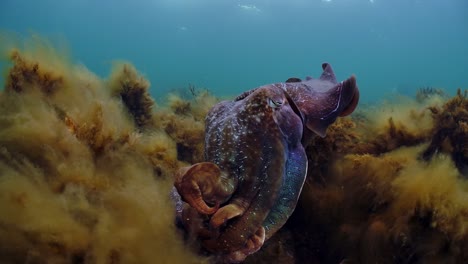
[174,162,236,215]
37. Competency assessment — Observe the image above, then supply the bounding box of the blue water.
[1,0,467,103]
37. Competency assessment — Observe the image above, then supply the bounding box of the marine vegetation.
[415,86,447,103]
[0,39,209,264]
[422,89,468,175]
[0,38,467,264]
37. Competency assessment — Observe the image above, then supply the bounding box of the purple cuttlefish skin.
[174,63,359,262]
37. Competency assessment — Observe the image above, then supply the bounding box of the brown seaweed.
[422,89,468,175]
[153,91,217,164]
[108,64,155,129]
[0,41,207,264]
[5,49,64,95]
[416,86,447,103]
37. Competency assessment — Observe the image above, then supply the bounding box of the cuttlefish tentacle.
[210,202,245,228]
[175,162,236,215]
[180,204,214,239]
[225,226,266,263]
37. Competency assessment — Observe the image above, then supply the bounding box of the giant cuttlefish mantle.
[174,63,359,262]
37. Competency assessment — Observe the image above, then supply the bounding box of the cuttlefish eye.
[267,98,284,108]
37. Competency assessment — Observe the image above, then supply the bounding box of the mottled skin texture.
[175,63,359,262]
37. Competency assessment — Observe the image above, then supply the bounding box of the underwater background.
[1,1,468,264]
[1,0,467,102]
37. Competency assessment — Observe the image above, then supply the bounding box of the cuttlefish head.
[283,63,360,138]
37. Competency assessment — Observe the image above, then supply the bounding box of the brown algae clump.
[153,90,217,165]
[108,63,155,129]
[422,89,468,175]
[0,39,207,264]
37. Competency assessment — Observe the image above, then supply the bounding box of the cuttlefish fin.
[285,77,302,83]
[319,62,337,83]
[339,75,359,117]
[304,75,359,137]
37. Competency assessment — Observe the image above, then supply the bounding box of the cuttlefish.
[174,63,359,262]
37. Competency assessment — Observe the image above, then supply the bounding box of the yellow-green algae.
[0,37,209,264]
